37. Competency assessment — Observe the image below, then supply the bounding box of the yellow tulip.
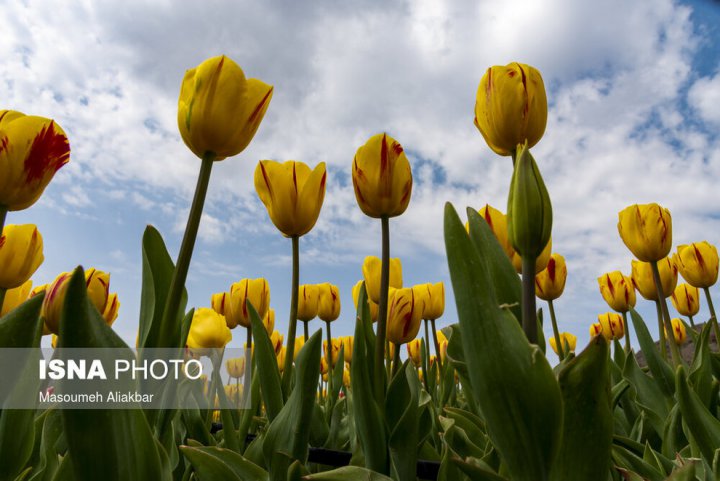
[254,160,327,237]
[226,357,245,378]
[473,63,547,156]
[277,346,287,372]
[320,356,329,376]
[294,335,306,361]
[263,308,275,335]
[42,268,110,335]
[323,338,342,366]
[665,318,687,345]
[186,307,232,349]
[406,338,422,367]
[352,280,379,322]
[224,384,241,404]
[0,224,44,289]
[549,332,577,356]
[269,330,284,356]
[412,284,430,320]
[0,111,70,211]
[102,292,120,325]
[617,203,672,262]
[211,292,227,315]
[362,256,403,304]
[671,283,700,317]
[595,312,625,341]
[511,238,552,274]
[177,56,273,160]
[297,284,319,322]
[631,258,677,301]
[340,336,353,364]
[439,339,448,363]
[674,242,719,289]
[343,365,351,387]
[386,287,422,345]
[424,282,445,320]
[0,279,32,316]
[534,253,567,301]
[224,278,270,329]
[51,333,58,348]
[29,283,47,298]
[597,271,636,313]
[317,283,341,322]
[467,204,515,260]
[352,133,413,218]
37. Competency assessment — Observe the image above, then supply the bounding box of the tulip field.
[2,56,720,481]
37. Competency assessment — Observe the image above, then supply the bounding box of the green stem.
[430,319,442,369]
[651,261,681,367]
[0,206,7,235]
[303,320,309,342]
[702,287,720,349]
[374,216,391,406]
[325,320,333,395]
[0,287,6,315]
[548,300,564,360]
[521,256,538,344]
[241,326,252,409]
[281,236,300,396]
[655,300,667,360]
[423,319,431,367]
[622,311,631,352]
[392,342,401,377]
[689,315,695,328]
[161,152,215,346]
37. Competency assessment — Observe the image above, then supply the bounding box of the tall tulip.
[535,253,567,359]
[362,256,403,304]
[671,283,700,326]
[674,242,719,339]
[598,270,636,352]
[224,278,270,329]
[386,288,422,348]
[618,204,672,263]
[297,284,319,339]
[186,307,232,351]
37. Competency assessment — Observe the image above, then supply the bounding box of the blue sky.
[2,0,720,363]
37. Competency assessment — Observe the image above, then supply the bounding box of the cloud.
[688,71,720,125]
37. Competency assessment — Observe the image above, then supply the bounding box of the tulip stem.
[325,320,333,396]
[242,326,252,409]
[281,236,300,396]
[392,343,401,377]
[423,319,431,374]
[654,300,667,359]
[161,152,215,346]
[303,320,309,342]
[521,256,538,344]
[430,319,442,370]
[622,312,631,352]
[689,315,695,328]
[0,206,7,235]
[0,288,6,314]
[702,287,720,349]
[374,216,391,406]
[547,300,564,360]
[651,261,682,367]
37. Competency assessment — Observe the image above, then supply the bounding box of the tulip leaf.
[550,335,613,481]
[664,463,696,481]
[611,445,664,481]
[180,445,268,481]
[0,293,44,481]
[675,365,720,463]
[452,457,508,481]
[138,225,188,348]
[661,404,686,460]
[26,409,64,481]
[386,362,419,481]
[350,283,387,474]
[628,308,675,397]
[301,466,393,481]
[622,344,670,429]
[58,267,171,481]
[444,203,562,481]
[262,330,321,481]
[689,320,714,408]
[249,301,283,421]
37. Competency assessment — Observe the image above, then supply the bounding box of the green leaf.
[628,308,675,397]
[263,330,322,481]
[249,301,283,421]
[27,409,64,481]
[180,445,268,481]
[445,204,562,481]
[138,225,188,348]
[58,267,171,481]
[551,335,613,481]
[386,363,420,481]
[664,462,696,481]
[301,466,393,480]
[689,320,714,408]
[611,445,664,481]
[453,457,509,481]
[675,365,720,463]
[622,351,669,435]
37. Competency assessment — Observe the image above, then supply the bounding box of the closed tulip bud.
[0,111,70,211]
[671,283,700,317]
[439,339,448,363]
[226,357,246,378]
[474,63,548,156]
[263,308,275,335]
[0,279,32,316]
[102,292,120,325]
[511,238,552,274]
[674,242,719,288]
[597,312,625,341]
[340,336,353,364]
[352,133,412,218]
[186,307,232,350]
[534,253,567,301]
[177,56,273,160]
[254,160,327,237]
[597,271,636,313]
[269,330,284,355]
[343,366,351,387]
[294,336,306,361]
[549,332,577,356]
[406,338,422,367]
[317,283,341,322]
[42,268,110,335]
[323,338,342,366]
[506,143,553,260]
[297,284,319,322]
[224,278,270,329]
[424,282,445,320]
[277,346,287,372]
[665,318,687,345]
[362,256,403,304]
[617,203,672,262]
[631,258,677,301]
[0,224,44,289]
[467,205,516,260]
[320,356,329,376]
[386,287,423,345]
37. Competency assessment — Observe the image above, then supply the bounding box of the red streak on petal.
[693,244,706,270]
[0,136,8,156]
[605,274,615,297]
[546,257,556,282]
[380,133,389,178]
[24,121,70,183]
[247,86,273,125]
[260,162,274,201]
[0,234,5,248]
[392,140,403,156]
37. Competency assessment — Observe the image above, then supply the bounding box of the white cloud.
[688,72,720,125]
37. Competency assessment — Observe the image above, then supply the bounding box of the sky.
[2,0,720,364]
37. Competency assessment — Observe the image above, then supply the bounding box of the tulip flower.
[406,338,422,368]
[263,308,275,335]
[597,271,636,313]
[0,279,32,316]
[352,280,379,322]
[318,283,341,322]
[674,242,719,288]
[535,253,567,358]
[224,278,270,329]
[665,318,688,345]
[277,346,287,372]
[254,160,327,238]
[362,256,403,304]
[0,110,70,212]
[590,313,625,341]
[269,330,284,356]
[671,283,700,325]
[102,292,120,325]
[178,56,273,160]
[549,332,577,356]
[352,133,412,218]
[343,365,351,387]
[439,339,448,364]
[631,258,677,301]
[0,224,44,290]
[340,336,353,364]
[386,287,422,346]
[617,203,672,263]
[211,292,227,316]
[423,282,445,321]
[186,308,232,350]
[226,357,246,379]
[323,338,342,367]
[297,285,319,322]
[294,335,305,361]
[468,204,515,260]
[473,63,548,156]
[42,268,110,335]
